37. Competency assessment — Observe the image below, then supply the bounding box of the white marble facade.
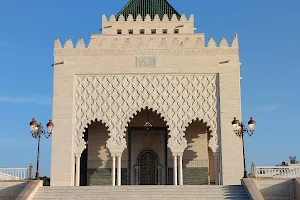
[51,5,244,186]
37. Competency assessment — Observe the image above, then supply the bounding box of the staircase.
[32,185,250,200]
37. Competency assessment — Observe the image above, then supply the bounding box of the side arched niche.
[183,119,214,185]
[79,120,111,186]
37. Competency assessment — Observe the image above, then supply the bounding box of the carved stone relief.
[136,56,156,68]
[185,160,209,168]
[55,49,238,57]
[74,74,219,154]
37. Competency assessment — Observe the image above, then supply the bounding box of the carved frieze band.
[74,74,219,152]
[55,49,238,56]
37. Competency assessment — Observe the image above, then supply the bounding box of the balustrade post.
[251,162,255,178]
[29,164,33,179]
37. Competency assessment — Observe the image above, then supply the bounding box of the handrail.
[241,178,265,200]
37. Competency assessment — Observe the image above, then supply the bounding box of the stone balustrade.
[274,167,300,179]
[253,165,300,179]
[0,168,30,180]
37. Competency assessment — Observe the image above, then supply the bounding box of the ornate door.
[139,151,156,185]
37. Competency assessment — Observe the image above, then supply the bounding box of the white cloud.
[262,104,279,111]
[0,95,52,106]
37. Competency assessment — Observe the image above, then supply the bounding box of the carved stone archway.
[74,74,219,156]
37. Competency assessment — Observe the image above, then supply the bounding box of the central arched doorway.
[138,150,158,185]
[126,107,170,185]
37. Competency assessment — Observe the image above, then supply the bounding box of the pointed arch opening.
[123,107,171,185]
[79,120,111,186]
[182,118,213,185]
[125,107,170,130]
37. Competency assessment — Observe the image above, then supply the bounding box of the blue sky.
[0,0,299,177]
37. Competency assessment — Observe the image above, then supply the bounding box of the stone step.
[39,190,246,194]
[32,198,249,200]
[37,192,248,197]
[38,188,247,190]
[34,195,249,198]
[32,186,250,200]
[36,189,248,193]
[34,193,248,199]
[33,197,250,200]
[33,199,250,200]
[38,186,245,190]
[43,185,243,188]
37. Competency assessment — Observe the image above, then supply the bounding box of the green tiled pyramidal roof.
[116,0,181,20]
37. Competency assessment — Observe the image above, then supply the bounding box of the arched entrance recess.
[125,107,171,185]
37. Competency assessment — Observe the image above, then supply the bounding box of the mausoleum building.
[51,0,244,187]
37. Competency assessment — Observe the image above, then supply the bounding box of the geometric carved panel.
[75,74,219,153]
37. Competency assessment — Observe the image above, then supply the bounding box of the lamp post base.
[35,172,40,180]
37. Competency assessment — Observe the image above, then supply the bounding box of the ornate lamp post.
[29,118,54,180]
[231,117,256,178]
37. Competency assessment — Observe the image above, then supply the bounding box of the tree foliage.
[39,176,50,186]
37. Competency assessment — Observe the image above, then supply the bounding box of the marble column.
[173,154,178,185]
[157,165,162,185]
[74,144,85,187]
[178,154,183,185]
[117,156,121,186]
[213,152,219,185]
[112,156,116,186]
[135,165,139,185]
[75,156,81,186]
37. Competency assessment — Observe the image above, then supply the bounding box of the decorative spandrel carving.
[131,130,164,152]
[74,75,219,152]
